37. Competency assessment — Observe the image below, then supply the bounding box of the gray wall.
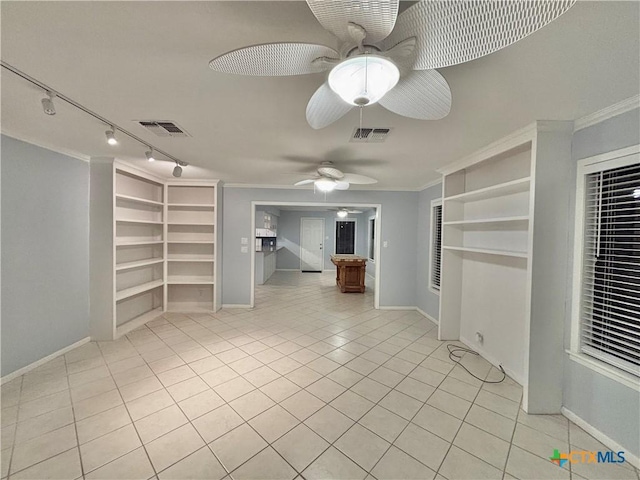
[275,210,370,271]
[416,183,442,320]
[1,135,90,376]
[223,188,418,307]
[563,108,640,457]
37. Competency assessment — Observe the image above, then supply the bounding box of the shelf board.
[444,177,531,203]
[443,216,530,226]
[116,279,164,301]
[115,194,163,207]
[116,240,164,247]
[167,203,215,208]
[443,245,528,259]
[116,307,163,337]
[167,278,215,285]
[116,258,164,271]
[167,240,215,244]
[116,219,163,225]
[167,257,215,262]
[168,222,215,226]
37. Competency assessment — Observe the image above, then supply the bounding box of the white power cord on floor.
[446,344,506,384]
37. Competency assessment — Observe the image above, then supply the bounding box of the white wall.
[416,183,442,320]
[563,107,640,458]
[222,188,418,307]
[1,135,90,376]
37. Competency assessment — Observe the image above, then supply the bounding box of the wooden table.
[330,255,367,293]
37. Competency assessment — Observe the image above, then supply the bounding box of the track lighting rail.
[1,61,187,167]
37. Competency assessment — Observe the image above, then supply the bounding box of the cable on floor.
[446,344,506,384]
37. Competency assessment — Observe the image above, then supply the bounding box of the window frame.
[429,198,443,295]
[368,216,376,263]
[334,217,357,255]
[569,144,640,390]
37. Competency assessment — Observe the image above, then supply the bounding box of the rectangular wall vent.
[350,127,391,143]
[137,121,190,137]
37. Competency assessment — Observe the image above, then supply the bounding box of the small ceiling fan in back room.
[209,0,576,129]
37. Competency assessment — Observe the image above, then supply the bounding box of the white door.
[300,218,324,272]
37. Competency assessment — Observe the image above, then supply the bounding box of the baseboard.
[1,337,91,384]
[459,335,525,386]
[415,307,439,326]
[561,407,640,469]
[221,304,253,309]
[378,306,416,311]
[275,269,298,272]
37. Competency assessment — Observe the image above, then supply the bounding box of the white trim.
[416,307,439,326]
[334,217,357,255]
[250,201,382,309]
[378,306,416,311]
[570,146,640,382]
[275,269,299,272]
[567,351,640,391]
[300,217,325,272]
[428,198,443,295]
[221,304,253,309]
[1,337,91,384]
[574,95,640,132]
[561,407,640,470]
[1,130,90,163]
[418,178,443,192]
[460,335,525,387]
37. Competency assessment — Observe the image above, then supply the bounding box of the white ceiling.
[1,1,638,189]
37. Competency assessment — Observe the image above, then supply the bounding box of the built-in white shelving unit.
[438,121,573,414]
[166,183,220,312]
[90,160,221,341]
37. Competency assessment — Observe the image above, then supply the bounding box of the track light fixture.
[105,127,118,145]
[2,62,193,174]
[41,91,56,115]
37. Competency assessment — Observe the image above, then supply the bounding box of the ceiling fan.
[330,207,364,218]
[294,161,377,191]
[209,0,575,129]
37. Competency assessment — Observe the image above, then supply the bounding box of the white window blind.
[581,161,640,376]
[431,204,443,291]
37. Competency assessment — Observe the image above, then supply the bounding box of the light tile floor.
[1,271,638,480]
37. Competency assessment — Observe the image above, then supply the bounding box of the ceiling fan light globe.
[315,178,337,192]
[328,55,399,107]
[337,210,348,218]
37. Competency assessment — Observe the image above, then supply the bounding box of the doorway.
[300,217,324,272]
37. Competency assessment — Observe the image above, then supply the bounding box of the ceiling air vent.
[350,127,391,143]
[137,121,190,137]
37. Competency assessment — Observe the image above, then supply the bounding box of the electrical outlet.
[383,241,389,248]
[475,332,484,344]
[241,246,248,253]
[241,237,248,245]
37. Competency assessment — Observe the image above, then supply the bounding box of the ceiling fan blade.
[306,82,354,129]
[294,179,316,186]
[306,0,399,44]
[209,43,339,76]
[341,173,377,185]
[385,0,575,70]
[379,69,451,120]
[335,181,350,191]
[348,209,364,214]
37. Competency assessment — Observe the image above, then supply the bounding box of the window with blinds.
[430,203,443,292]
[580,161,640,376]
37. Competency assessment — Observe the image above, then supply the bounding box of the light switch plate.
[383,241,388,248]
[241,237,248,245]
[241,246,248,253]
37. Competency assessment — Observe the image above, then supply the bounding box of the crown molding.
[1,129,90,163]
[574,94,640,132]
[418,178,443,192]
[223,183,421,192]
